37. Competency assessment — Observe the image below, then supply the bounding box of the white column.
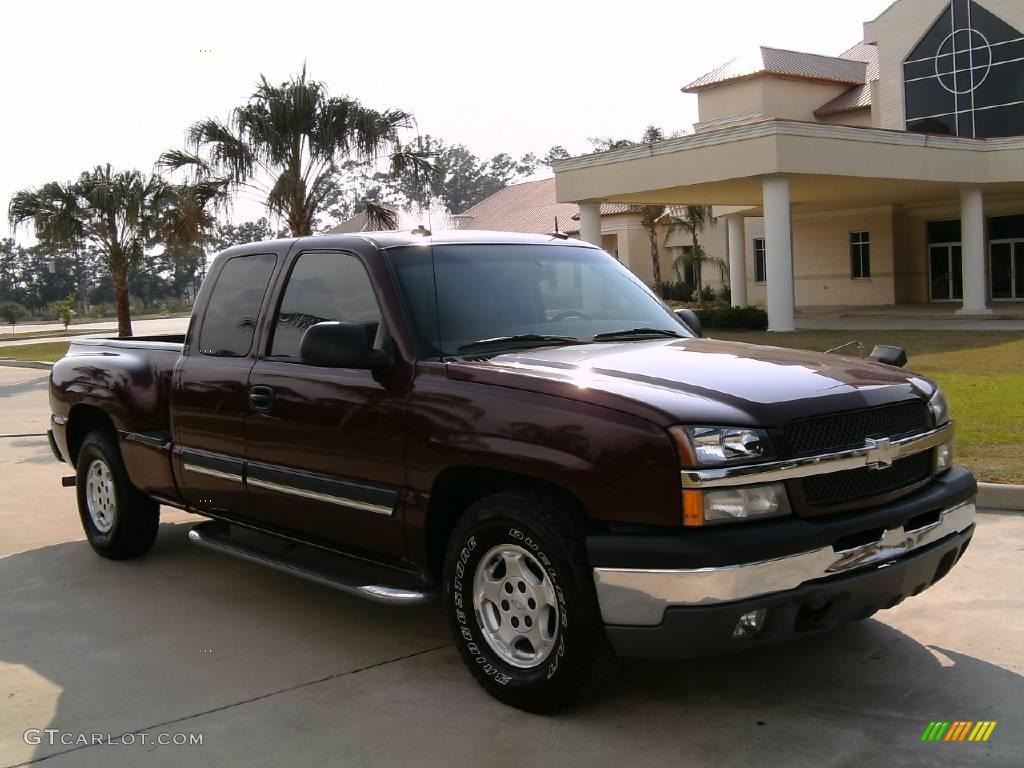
[958,187,991,314]
[578,202,602,247]
[762,177,795,332]
[726,216,747,307]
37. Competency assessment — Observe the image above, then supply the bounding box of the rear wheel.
[76,431,159,559]
[443,489,615,712]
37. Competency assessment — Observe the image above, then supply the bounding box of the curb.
[0,359,54,370]
[977,482,1024,513]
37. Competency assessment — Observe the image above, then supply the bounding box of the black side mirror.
[675,308,703,338]
[300,321,390,369]
[869,345,908,367]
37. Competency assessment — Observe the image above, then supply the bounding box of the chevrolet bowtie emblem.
[865,437,896,470]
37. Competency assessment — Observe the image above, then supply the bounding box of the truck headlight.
[691,482,792,525]
[672,426,774,466]
[928,387,950,427]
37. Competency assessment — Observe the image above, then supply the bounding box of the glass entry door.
[929,244,963,302]
[991,241,1024,300]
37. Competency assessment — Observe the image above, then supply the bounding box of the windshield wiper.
[457,334,584,353]
[591,327,685,342]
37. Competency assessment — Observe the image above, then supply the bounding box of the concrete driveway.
[1,366,1021,767]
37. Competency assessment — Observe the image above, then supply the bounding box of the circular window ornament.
[934,27,992,95]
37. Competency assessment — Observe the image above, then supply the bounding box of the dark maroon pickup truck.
[48,230,976,711]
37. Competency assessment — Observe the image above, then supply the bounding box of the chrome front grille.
[785,400,930,457]
[785,401,933,511]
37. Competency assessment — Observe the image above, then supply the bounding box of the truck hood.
[446,338,934,428]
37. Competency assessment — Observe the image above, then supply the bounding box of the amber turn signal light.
[683,489,704,526]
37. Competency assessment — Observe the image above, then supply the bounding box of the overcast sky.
[1,0,894,238]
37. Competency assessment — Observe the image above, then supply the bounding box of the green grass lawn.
[3,330,1020,483]
[713,330,1024,484]
[0,341,71,362]
[0,328,99,341]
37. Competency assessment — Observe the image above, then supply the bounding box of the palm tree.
[665,206,726,302]
[9,165,218,337]
[159,66,430,236]
[634,205,667,296]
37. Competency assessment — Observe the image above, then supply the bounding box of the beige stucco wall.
[602,218,670,287]
[761,78,851,123]
[736,209,898,308]
[865,0,1024,131]
[893,210,930,303]
[792,209,896,306]
[695,77,852,132]
[694,80,765,131]
[744,218,767,307]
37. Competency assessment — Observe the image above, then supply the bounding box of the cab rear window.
[198,253,277,357]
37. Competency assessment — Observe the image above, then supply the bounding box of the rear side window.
[269,251,382,360]
[198,253,277,357]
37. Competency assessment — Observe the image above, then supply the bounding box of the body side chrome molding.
[183,464,243,483]
[593,500,975,626]
[245,477,394,516]
[179,450,395,516]
[681,422,953,489]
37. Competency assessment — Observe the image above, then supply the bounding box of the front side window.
[270,251,382,360]
[388,243,691,357]
[850,231,871,279]
[198,253,277,357]
[753,238,767,283]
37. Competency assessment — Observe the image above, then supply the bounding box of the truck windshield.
[388,243,691,357]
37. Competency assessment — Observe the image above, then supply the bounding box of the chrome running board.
[187,521,435,606]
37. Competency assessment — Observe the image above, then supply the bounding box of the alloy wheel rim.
[472,543,560,669]
[85,459,116,533]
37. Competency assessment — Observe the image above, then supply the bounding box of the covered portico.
[554,120,1024,331]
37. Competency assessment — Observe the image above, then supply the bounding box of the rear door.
[242,249,410,562]
[171,251,279,516]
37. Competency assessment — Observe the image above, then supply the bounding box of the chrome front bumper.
[593,500,975,626]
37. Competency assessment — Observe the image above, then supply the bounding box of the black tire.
[75,430,159,560]
[443,489,615,713]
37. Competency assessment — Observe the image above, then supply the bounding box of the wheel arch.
[424,465,594,582]
[66,404,118,468]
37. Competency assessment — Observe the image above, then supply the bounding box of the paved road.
[0,366,1021,767]
[0,318,189,349]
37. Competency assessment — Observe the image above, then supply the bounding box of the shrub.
[51,296,77,330]
[660,281,694,302]
[718,285,731,304]
[0,301,29,327]
[699,284,717,303]
[694,305,768,331]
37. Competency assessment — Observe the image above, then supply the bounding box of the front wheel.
[76,431,159,560]
[443,490,615,712]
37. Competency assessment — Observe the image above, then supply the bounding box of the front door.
[243,249,410,562]
[990,240,1024,300]
[929,244,963,302]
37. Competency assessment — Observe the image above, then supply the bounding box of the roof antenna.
[554,216,560,234]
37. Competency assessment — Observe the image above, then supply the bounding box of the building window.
[753,238,766,283]
[850,231,871,279]
[903,0,1024,138]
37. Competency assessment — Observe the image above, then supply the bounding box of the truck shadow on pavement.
[1,519,1021,766]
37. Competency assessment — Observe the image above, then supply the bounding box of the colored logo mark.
[921,721,997,742]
